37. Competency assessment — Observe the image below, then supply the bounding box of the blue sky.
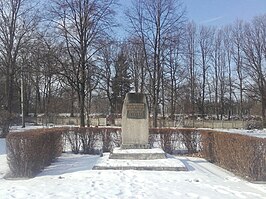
[184,0,266,26]
[116,0,266,37]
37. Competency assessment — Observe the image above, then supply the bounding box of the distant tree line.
[1,0,266,129]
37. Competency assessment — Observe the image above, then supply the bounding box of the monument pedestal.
[92,152,187,171]
[109,148,166,160]
[121,144,150,149]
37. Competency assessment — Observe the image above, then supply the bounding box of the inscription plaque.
[127,103,145,119]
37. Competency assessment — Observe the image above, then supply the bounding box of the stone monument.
[121,93,149,149]
[93,92,187,171]
[109,92,166,160]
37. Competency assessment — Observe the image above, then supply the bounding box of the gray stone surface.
[121,93,149,149]
[92,165,187,171]
[110,148,166,160]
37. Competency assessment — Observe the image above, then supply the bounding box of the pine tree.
[111,51,131,113]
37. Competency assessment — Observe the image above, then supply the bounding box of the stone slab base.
[93,153,187,171]
[109,148,166,160]
[93,165,187,171]
[121,144,150,149]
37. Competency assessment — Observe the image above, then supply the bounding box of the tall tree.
[184,22,197,119]
[128,37,147,93]
[111,45,131,113]
[232,20,245,119]
[0,0,38,114]
[49,0,116,126]
[163,32,185,120]
[126,0,186,127]
[223,25,234,120]
[198,25,213,117]
[212,29,223,119]
[242,16,266,126]
[97,39,116,113]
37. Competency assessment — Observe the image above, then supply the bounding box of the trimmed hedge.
[63,127,121,154]
[63,127,266,180]
[6,128,67,178]
[6,127,266,181]
[149,128,200,154]
[200,130,266,181]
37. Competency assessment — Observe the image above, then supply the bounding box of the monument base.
[121,144,150,150]
[109,147,166,160]
[93,152,187,171]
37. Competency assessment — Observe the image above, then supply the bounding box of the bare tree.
[49,0,116,126]
[126,0,186,127]
[97,39,116,113]
[0,0,39,132]
[128,37,147,93]
[162,31,185,121]
[242,16,266,126]
[0,0,38,113]
[198,25,214,117]
[184,22,197,121]
[211,28,223,119]
[223,26,234,120]
[232,20,245,119]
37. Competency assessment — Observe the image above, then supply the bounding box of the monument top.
[127,93,145,103]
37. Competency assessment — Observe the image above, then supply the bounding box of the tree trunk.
[79,89,85,127]
[21,69,25,128]
[7,73,14,114]
[262,98,266,127]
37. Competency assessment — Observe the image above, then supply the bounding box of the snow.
[218,129,266,139]
[9,125,73,133]
[0,137,6,155]
[112,148,165,154]
[195,127,266,138]
[94,153,186,169]
[9,125,47,133]
[0,138,266,199]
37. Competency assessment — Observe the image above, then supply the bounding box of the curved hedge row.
[64,127,266,181]
[6,127,266,181]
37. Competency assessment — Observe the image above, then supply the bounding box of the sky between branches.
[116,0,266,38]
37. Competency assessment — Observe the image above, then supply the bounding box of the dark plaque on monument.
[127,103,145,119]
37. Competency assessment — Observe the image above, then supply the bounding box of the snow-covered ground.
[0,138,266,199]
[218,128,266,138]
[9,124,71,133]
